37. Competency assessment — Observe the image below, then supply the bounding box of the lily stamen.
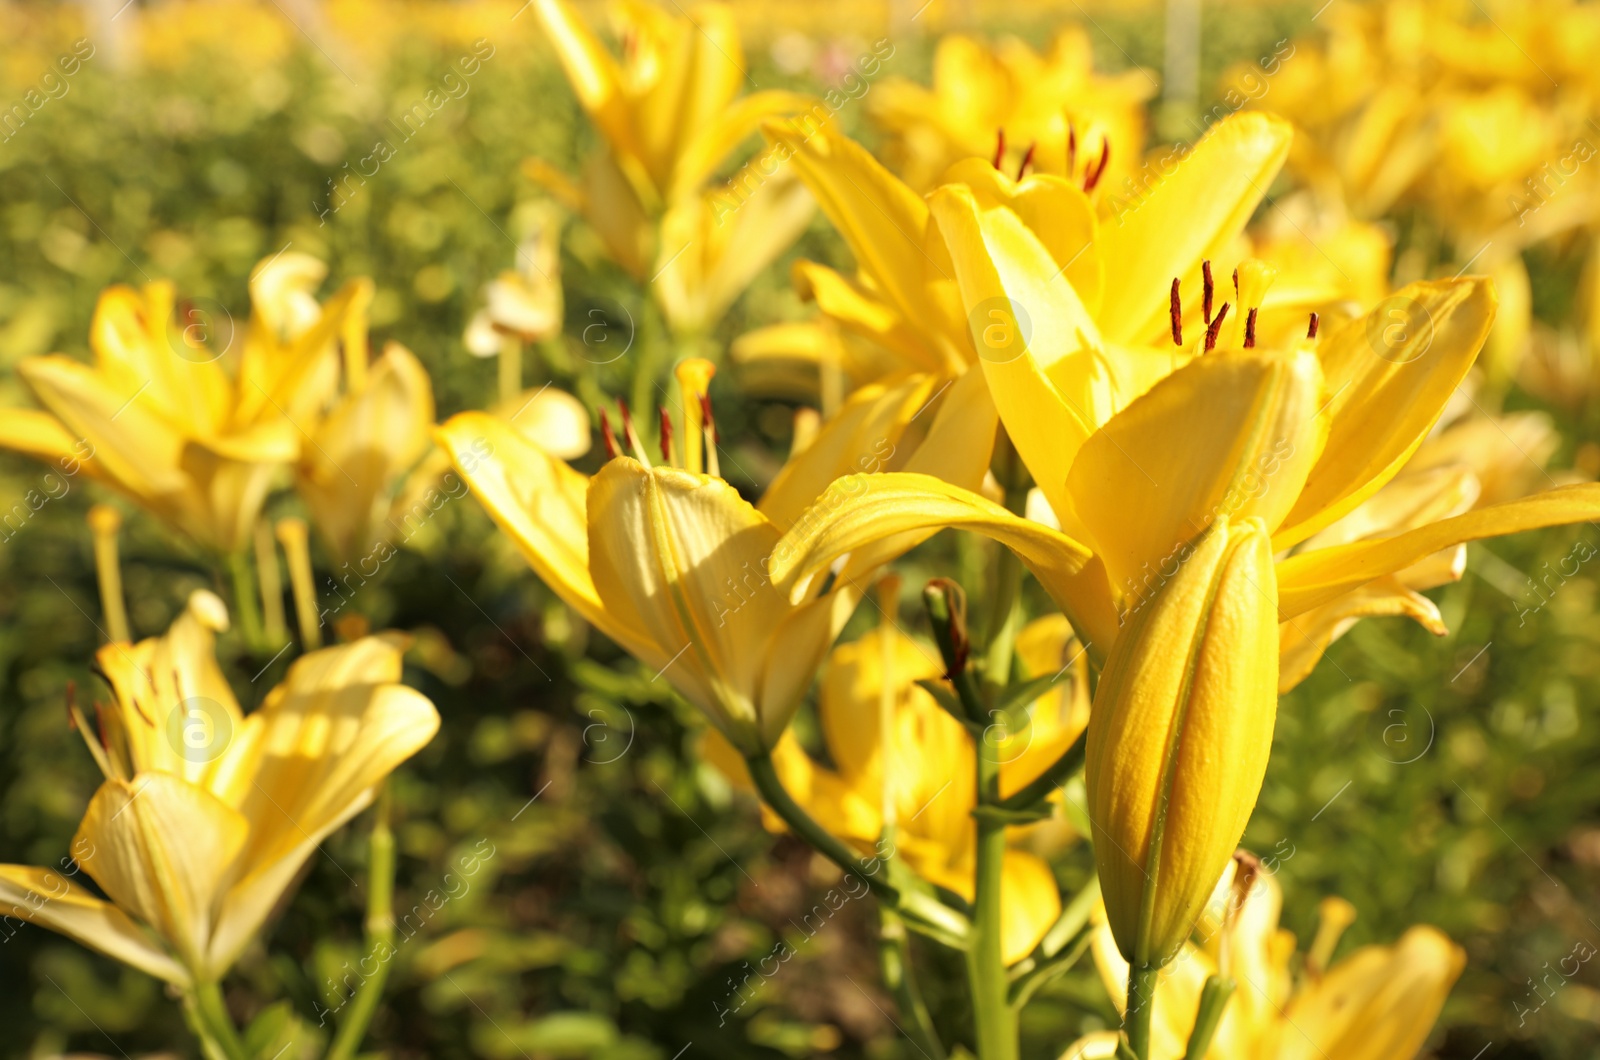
[1169,278,1183,347]
[1067,120,1078,174]
[1083,140,1110,191]
[699,392,720,478]
[1307,311,1320,339]
[618,399,652,469]
[1202,260,1215,324]
[1205,303,1231,351]
[1244,307,1259,349]
[1016,142,1036,180]
[992,127,1006,170]
[600,408,621,460]
[659,406,675,465]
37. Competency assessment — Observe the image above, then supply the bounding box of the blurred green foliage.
[0,2,1597,1059]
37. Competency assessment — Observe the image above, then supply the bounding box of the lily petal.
[1098,112,1293,343]
[0,865,189,985]
[75,774,247,974]
[1275,278,1497,549]
[1067,350,1324,601]
[1278,576,1447,692]
[1277,484,1600,621]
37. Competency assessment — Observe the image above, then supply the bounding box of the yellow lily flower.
[0,589,439,986]
[438,356,991,752]
[1063,870,1465,1060]
[705,616,1088,964]
[296,340,437,564]
[766,254,1600,685]
[867,28,1155,194]
[524,0,815,334]
[0,252,368,554]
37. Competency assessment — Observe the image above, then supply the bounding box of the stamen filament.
[87,504,130,644]
[275,517,322,651]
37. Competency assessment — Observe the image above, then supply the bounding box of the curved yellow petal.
[671,90,817,200]
[1275,926,1464,1060]
[1274,278,1498,549]
[492,385,592,462]
[1068,350,1324,602]
[437,412,654,658]
[0,865,189,985]
[74,774,247,973]
[761,119,934,326]
[999,850,1063,966]
[532,0,641,185]
[1098,112,1293,343]
[1278,484,1600,621]
[206,633,439,973]
[794,261,949,374]
[769,472,1117,654]
[1278,576,1447,693]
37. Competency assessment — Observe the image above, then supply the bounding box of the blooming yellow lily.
[705,616,1088,964]
[1063,870,1464,1060]
[438,356,992,753]
[867,28,1155,194]
[0,589,439,987]
[0,252,368,554]
[523,0,815,334]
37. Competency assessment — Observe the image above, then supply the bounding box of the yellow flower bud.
[1086,515,1279,968]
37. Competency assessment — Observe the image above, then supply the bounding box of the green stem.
[967,728,1016,1060]
[227,549,263,650]
[879,902,948,1060]
[745,752,969,947]
[1126,964,1160,1060]
[1181,975,1235,1060]
[326,784,397,1060]
[187,980,248,1060]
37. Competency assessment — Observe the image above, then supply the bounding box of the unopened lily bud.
[1086,515,1279,968]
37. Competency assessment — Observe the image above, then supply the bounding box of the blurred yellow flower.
[867,28,1154,194]
[1063,871,1465,1060]
[706,617,1088,964]
[464,201,565,354]
[524,0,815,334]
[0,590,439,986]
[0,253,369,554]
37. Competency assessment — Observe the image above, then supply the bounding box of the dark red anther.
[1307,311,1320,339]
[1202,260,1215,324]
[617,398,634,440]
[993,128,1006,170]
[1067,121,1078,174]
[1083,141,1111,192]
[659,406,674,462]
[1244,307,1259,349]
[1016,142,1037,180]
[1232,266,1240,299]
[600,408,620,460]
[1205,303,1230,351]
[1169,278,1183,347]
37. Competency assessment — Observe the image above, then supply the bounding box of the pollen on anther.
[1244,307,1259,349]
[659,407,674,463]
[1202,260,1215,324]
[1169,278,1183,347]
[1307,312,1320,339]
